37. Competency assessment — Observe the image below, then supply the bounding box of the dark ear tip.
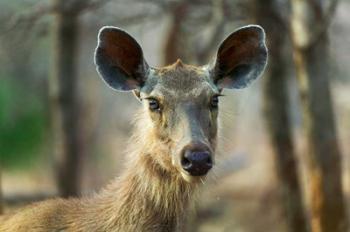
[236,24,266,40]
[97,26,144,55]
[98,26,126,40]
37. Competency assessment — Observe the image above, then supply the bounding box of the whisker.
[200,177,205,185]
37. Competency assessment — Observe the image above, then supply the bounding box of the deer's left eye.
[148,98,160,111]
[210,95,219,108]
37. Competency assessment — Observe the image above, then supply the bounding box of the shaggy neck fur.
[0,111,199,232]
[81,112,197,232]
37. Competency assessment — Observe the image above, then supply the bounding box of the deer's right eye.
[148,98,160,112]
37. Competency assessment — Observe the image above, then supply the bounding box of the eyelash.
[210,94,224,109]
[143,94,223,112]
[211,95,219,108]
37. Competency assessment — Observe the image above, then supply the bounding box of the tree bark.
[163,1,191,65]
[290,0,348,231]
[254,1,308,231]
[49,0,82,198]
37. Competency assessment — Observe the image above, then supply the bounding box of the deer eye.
[210,95,219,109]
[148,98,160,111]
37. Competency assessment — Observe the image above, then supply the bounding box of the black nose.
[181,150,213,176]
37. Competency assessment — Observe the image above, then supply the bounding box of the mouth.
[180,171,209,183]
[181,160,212,176]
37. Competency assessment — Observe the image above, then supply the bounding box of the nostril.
[181,150,213,176]
[206,156,213,166]
[181,156,192,169]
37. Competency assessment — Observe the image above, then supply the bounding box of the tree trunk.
[290,1,348,231]
[163,1,192,65]
[49,0,82,198]
[254,1,308,231]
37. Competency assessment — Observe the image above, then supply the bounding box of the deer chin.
[180,171,208,183]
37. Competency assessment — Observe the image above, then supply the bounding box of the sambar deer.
[0,25,267,232]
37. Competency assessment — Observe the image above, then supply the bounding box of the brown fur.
[0,24,268,231]
[0,63,216,232]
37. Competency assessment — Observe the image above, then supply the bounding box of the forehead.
[141,60,218,99]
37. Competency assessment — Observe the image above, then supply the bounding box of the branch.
[1,2,55,35]
[71,0,112,14]
[321,0,339,28]
[196,0,226,64]
[1,0,113,36]
[292,0,339,49]
[119,14,161,26]
[134,0,170,11]
[308,0,339,47]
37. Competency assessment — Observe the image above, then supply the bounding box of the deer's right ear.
[94,26,149,91]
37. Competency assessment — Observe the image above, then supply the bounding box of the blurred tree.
[253,1,308,231]
[163,0,230,65]
[290,0,348,231]
[50,0,106,197]
[0,2,50,171]
[50,0,83,198]
[164,1,191,64]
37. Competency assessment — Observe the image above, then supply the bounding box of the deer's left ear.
[209,25,268,89]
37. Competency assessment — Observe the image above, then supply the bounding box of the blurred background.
[0,0,350,231]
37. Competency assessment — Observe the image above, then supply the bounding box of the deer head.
[94,25,267,182]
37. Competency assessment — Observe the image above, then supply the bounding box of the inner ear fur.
[94,26,149,91]
[211,25,268,89]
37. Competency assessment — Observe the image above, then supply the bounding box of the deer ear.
[94,26,149,91]
[210,25,268,89]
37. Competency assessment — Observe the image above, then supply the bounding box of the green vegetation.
[0,77,48,169]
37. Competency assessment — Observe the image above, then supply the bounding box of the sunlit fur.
[138,60,220,182]
[0,60,219,232]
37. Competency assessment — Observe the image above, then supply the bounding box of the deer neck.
[83,112,199,231]
[89,148,196,231]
